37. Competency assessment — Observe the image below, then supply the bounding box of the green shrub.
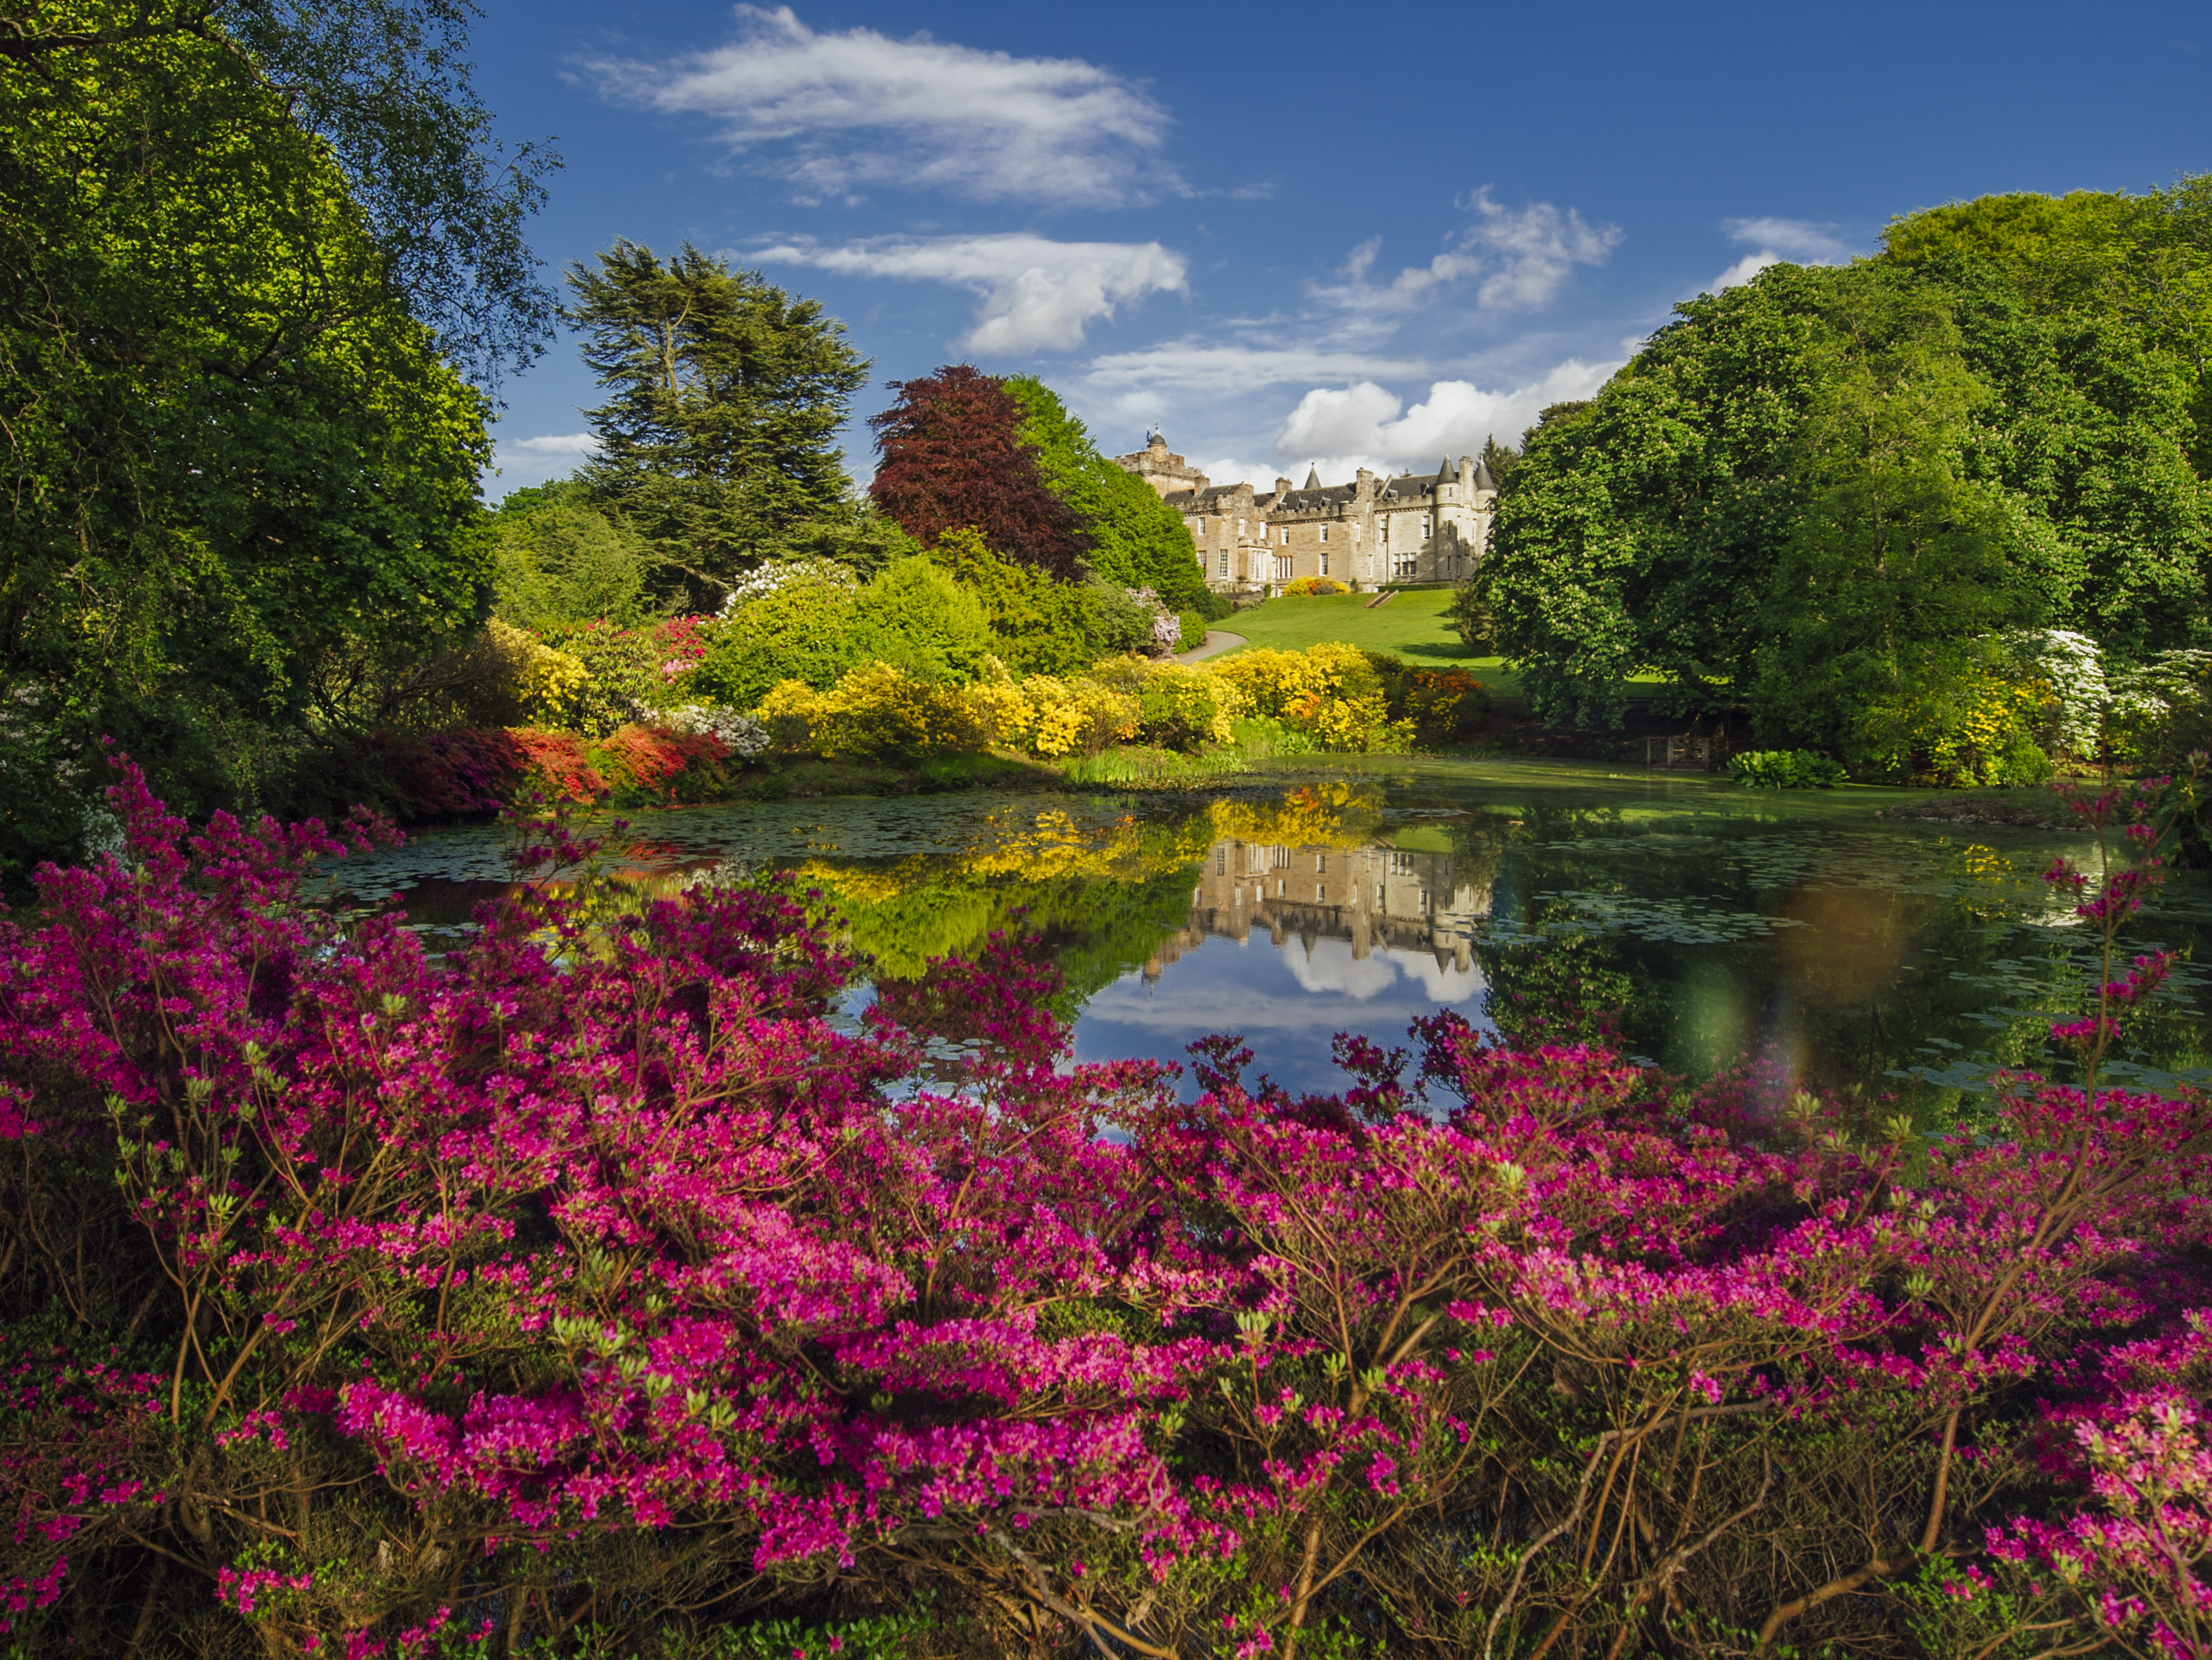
[484,484,658,630]
[1728,749,1847,788]
[1177,609,1207,653]
[692,564,860,709]
[849,555,997,683]
[931,530,1100,676]
[536,621,669,738]
[1228,714,1318,756]
[1845,645,2053,786]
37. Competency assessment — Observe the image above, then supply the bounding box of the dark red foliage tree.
[867,364,1089,578]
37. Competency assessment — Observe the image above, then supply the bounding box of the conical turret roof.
[1304,465,1321,490]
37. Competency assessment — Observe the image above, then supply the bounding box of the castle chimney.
[1459,455,1475,489]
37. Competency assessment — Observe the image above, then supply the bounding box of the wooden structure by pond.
[1644,732,1733,771]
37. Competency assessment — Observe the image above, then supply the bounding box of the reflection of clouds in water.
[1075,931,1487,1095]
[1278,937,1482,1003]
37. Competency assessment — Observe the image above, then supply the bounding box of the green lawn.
[1217,591,1526,696]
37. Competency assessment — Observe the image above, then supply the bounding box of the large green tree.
[1003,377,1214,614]
[1,0,542,877]
[1486,186,2212,732]
[567,243,871,599]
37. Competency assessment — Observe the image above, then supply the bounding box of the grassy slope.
[1218,592,1526,696]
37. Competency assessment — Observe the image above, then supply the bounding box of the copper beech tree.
[867,365,1090,579]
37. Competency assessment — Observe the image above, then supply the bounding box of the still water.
[336,760,2212,1104]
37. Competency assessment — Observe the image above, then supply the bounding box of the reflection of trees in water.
[574,791,2208,1100]
[787,784,1404,1008]
[1472,807,2210,1104]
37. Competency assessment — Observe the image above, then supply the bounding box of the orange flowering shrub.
[590,726,735,805]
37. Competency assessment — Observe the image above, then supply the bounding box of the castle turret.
[1111,432,1208,499]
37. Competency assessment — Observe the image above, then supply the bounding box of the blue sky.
[470,0,2210,497]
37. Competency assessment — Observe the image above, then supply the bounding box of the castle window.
[1319,552,1330,576]
[1280,529,1290,547]
[1319,526,1328,542]
[1218,551,1229,575]
[1421,516,1431,539]
[1274,554,1292,581]
[1237,518,1246,537]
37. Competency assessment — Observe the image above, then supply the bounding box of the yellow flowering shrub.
[1013,676,1140,758]
[1084,655,1246,749]
[809,662,988,760]
[756,679,828,755]
[1855,659,2052,786]
[1204,643,1411,753]
[490,620,591,728]
[961,677,1036,750]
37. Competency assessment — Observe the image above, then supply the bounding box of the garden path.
[1172,630,1246,665]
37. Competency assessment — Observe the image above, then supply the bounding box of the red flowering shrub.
[587,726,731,806]
[351,725,736,821]
[0,760,2206,1657]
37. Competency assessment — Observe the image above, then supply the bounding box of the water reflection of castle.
[1141,840,1493,983]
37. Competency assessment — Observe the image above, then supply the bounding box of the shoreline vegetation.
[308,625,1498,827]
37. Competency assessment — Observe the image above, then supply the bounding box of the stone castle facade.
[1112,432,1497,597]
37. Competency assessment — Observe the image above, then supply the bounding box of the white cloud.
[500,433,600,457]
[1722,216,1853,263]
[1271,360,1619,473]
[1318,188,1623,317]
[1083,343,1431,397]
[1701,216,1856,294]
[585,6,1174,207]
[753,233,1185,354]
[1193,457,1285,489]
[1706,251,1781,292]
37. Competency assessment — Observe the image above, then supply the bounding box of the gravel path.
[1171,630,1247,665]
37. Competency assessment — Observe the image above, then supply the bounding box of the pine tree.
[567,242,870,599]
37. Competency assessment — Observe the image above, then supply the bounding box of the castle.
[1112,432,1497,596]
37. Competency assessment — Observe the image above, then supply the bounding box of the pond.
[333,759,2212,1108]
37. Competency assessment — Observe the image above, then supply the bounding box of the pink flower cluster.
[0,757,2205,1657]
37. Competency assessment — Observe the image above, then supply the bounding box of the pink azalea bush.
[0,760,2206,1658]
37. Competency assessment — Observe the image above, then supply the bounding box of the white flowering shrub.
[2109,648,2212,764]
[2002,628,2107,757]
[719,558,859,614]
[666,704,770,759]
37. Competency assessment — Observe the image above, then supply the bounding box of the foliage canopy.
[1484,182,2212,745]
[0,0,543,878]
[568,243,871,603]
[866,364,1089,578]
